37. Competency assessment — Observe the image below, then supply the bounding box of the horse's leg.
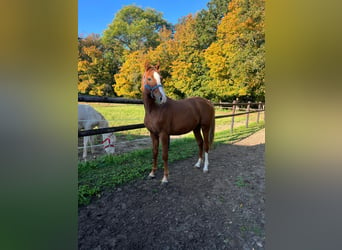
[193,126,204,168]
[90,135,95,154]
[83,136,89,160]
[202,127,210,173]
[160,133,170,183]
[149,132,159,179]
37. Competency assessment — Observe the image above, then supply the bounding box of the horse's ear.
[144,61,150,70]
[155,62,160,70]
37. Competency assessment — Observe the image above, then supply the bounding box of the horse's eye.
[147,78,152,81]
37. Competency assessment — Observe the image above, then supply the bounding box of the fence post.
[230,100,236,133]
[257,101,262,123]
[246,101,251,128]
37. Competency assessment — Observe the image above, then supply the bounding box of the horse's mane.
[97,111,106,121]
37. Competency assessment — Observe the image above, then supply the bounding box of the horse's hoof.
[203,169,209,173]
[148,173,155,179]
[161,177,168,184]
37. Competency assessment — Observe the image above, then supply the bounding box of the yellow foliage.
[204,0,265,100]
[114,50,147,98]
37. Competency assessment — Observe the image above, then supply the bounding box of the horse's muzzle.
[154,91,167,104]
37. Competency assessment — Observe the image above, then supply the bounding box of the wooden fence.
[78,95,265,137]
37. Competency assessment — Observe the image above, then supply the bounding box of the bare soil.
[78,129,265,249]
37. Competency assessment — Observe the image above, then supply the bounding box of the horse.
[78,104,116,160]
[142,63,215,183]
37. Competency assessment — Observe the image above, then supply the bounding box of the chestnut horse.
[142,63,215,183]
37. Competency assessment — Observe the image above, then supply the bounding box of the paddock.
[78,128,265,249]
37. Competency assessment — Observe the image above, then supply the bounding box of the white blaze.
[153,71,167,103]
[153,71,161,85]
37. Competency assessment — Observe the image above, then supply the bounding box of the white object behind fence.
[78,104,116,159]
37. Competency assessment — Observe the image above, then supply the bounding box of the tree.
[102,5,172,52]
[78,34,122,96]
[145,27,179,98]
[170,15,212,99]
[204,0,265,101]
[114,50,147,98]
[194,0,232,49]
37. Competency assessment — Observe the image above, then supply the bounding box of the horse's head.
[102,133,116,154]
[142,62,167,104]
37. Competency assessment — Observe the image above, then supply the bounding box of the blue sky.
[78,0,209,37]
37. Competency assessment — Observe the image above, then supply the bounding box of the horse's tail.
[209,111,215,150]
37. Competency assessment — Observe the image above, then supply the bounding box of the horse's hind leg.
[202,127,210,173]
[193,127,204,169]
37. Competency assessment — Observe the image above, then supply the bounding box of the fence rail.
[78,123,145,137]
[78,95,264,137]
[78,95,143,104]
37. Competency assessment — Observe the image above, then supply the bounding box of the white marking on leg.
[161,176,168,183]
[203,152,209,173]
[148,172,155,178]
[195,158,202,168]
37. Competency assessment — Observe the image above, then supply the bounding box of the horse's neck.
[97,119,108,128]
[142,93,155,113]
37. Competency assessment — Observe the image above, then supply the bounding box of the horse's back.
[182,97,215,120]
[78,104,102,129]
[162,97,214,134]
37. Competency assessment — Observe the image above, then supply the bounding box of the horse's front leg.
[160,133,170,183]
[148,132,159,179]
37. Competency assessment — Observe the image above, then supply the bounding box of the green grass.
[235,176,248,187]
[87,103,147,139]
[78,120,264,205]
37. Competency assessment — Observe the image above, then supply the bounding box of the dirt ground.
[78,128,265,249]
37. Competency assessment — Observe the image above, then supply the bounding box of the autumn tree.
[114,50,147,98]
[80,2,265,101]
[113,25,177,99]
[169,15,213,99]
[145,27,179,97]
[204,0,265,101]
[78,34,122,96]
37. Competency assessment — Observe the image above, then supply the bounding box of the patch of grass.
[235,176,248,187]
[214,121,264,145]
[78,121,264,205]
[88,103,148,137]
[239,224,263,236]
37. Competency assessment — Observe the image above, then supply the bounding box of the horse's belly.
[170,129,192,135]
[169,121,198,135]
